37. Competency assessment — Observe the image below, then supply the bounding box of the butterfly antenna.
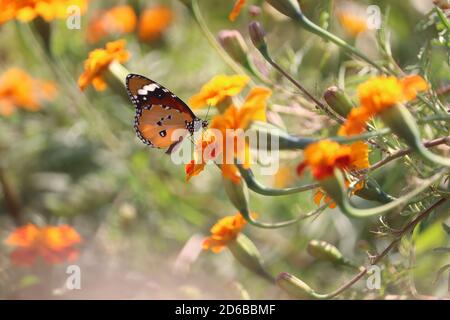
[188,135,196,146]
[205,104,212,122]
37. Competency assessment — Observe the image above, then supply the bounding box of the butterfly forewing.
[126,74,196,150]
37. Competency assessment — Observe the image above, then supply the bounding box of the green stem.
[241,202,329,229]
[321,170,445,218]
[292,11,388,73]
[237,164,319,196]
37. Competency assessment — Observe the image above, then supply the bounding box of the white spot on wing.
[143,83,159,92]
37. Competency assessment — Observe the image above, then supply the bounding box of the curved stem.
[252,122,391,150]
[242,202,329,229]
[323,170,445,218]
[282,198,447,299]
[293,13,389,74]
[237,164,319,196]
[362,136,450,174]
[264,55,343,123]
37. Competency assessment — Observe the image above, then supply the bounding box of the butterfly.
[126,74,208,154]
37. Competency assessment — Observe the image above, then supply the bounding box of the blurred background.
[0,0,449,299]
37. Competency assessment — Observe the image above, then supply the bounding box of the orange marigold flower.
[229,0,246,21]
[358,75,428,114]
[349,141,369,170]
[78,39,130,91]
[5,224,82,266]
[338,75,428,136]
[0,68,56,116]
[214,87,271,180]
[338,12,368,37]
[338,106,371,136]
[297,140,370,181]
[211,86,270,129]
[188,74,250,109]
[307,141,369,206]
[186,87,271,183]
[87,5,137,44]
[0,0,88,24]
[297,140,352,180]
[138,7,173,43]
[202,213,247,253]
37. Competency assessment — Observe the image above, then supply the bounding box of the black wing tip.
[126,73,139,83]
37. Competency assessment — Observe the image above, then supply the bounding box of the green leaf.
[442,223,450,236]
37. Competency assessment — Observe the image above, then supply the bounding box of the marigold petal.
[401,75,429,101]
[229,0,246,21]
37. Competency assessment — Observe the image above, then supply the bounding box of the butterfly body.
[126,74,207,152]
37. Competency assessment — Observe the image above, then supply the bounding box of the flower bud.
[248,21,268,53]
[228,234,274,282]
[265,0,302,20]
[378,103,422,150]
[323,86,355,118]
[307,240,357,268]
[354,179,396,204]
[318,169,347,208]
[276,272,316,299]
[308,240,343,261]
[379,104,450,167]
[248,5,262,17]
[218,30,249,65]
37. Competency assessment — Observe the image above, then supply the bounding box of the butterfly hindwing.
[134,105,190,149]
[126,74,196,150]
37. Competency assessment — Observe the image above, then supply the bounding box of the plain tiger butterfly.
[126,74,208,154]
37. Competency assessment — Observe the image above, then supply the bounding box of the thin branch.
[325,198,447,299]
[360,136,450,174]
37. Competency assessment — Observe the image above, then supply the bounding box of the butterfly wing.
[126,74,196,151]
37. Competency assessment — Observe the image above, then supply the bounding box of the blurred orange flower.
[338,12,368,37]
[5,224,82,266]
[311,141,368,207]
[339,75,428,136]
[0,0,88,24]
[229,0,246,21]
[78,39,130,91]
[87,5,137,44]
[203,213,247,253]
[297,140,370,180]
[274,165,295,188]
[189,74,250,109]
[138,7,173,43]
[186,87,271,183]
[0,68,56,116]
